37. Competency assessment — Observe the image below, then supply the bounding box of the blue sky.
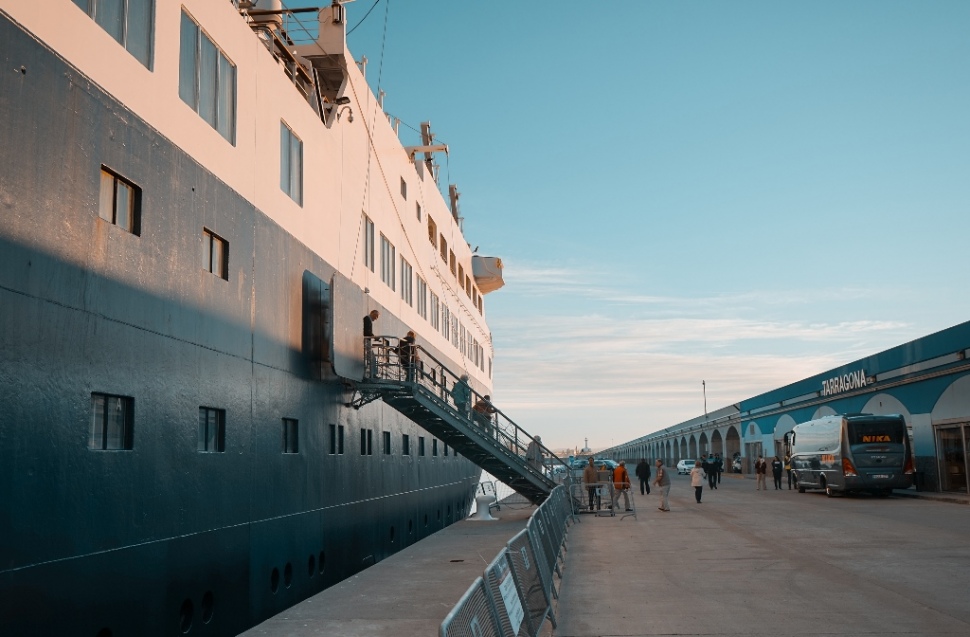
[292,1,970,451]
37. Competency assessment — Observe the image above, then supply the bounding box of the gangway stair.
[351,338,569,505]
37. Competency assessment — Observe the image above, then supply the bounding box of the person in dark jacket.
[771,456,784,489]
[705,453,717,489]
[635,458,651,495]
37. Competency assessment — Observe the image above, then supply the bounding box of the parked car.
[676,459,695,475]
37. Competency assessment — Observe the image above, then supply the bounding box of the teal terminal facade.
[609,320,970,494]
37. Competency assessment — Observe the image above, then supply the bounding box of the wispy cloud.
[487,260,919,450]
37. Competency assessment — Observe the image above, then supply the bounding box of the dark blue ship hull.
[0,12,479,636]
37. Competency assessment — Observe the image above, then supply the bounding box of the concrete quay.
[243,475,969,637]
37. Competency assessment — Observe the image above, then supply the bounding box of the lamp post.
[702,380,707,419]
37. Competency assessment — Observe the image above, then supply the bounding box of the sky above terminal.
[289,0,970,451]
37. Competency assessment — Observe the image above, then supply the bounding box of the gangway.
[350,337,569,505]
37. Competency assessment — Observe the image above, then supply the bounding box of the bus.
[788,414,915,497]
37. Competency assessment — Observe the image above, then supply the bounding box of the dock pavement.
[244,475,968,637]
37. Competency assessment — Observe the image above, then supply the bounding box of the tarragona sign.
[821,369,868,397]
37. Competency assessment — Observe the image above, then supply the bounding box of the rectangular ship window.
[418,436,425,456]
[402,433,410,455]
[89,393,134,450]
[280,120,303,205]
[400,257,413,305]
[380,234,395,291]
[439,235,447,262]
[427,217,437,248]
[198,407,225,452]
[449,251,456,276]
[363,214,375,272]
[400,177,407,200]
[99,167,141,235]
[416,202,422,221]
[430,293,439,330]
[383,431,391,455]
[416,277,427,319]
[179,9,236,144]
[202,228,228,280]
[329,424,336,454]
[432,439,438,456]
[282,418,299,454]
[73,0,154,68]
[359,428,373,455]
[444,444,449,457]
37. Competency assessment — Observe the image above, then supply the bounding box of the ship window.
[449,251,456,276]
[89,393,134,450]
[458,265,464,289]
[441,305,450,340]
[400,258,413,306]
[443,444,449,457]
[360,429,373,455]
[416,277,427,319]
[400,178,407,200]
[179,9,236,144]
[282,418,299,454]
[198,407,225,452]
[363,214,375,272]
[280,121,303,205]
[98,167,141,235]
[432,439,438,457]
[329,424,345,454]
[202,228,228,280]
[418,436,425,456]
[73,0,154,68]
[430,293,440,330]
[427,217,437,248]
[416,202,422,221]
[402,434,410,455]
[380,234,395,291]
[383,431,391,455]
[439,235,447,262]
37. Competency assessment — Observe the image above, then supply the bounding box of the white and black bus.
[789,414,915,497]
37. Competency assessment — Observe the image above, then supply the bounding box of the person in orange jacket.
[612,460,633,511]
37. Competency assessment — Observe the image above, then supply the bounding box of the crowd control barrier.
[439,484,576,637]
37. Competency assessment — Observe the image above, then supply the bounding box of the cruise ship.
[0,1,504,634]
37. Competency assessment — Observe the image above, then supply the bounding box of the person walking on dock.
[451,374,471,417]
[714,453,723,488]
[635,458,651,495]
[784,453,793,490]
[771,456,784,490]
[755,456,767,490]
[654,459,671,511]
[612,460,633,511]
[705,453,717,490]
[583,457,601,511]
[690,460,706,503]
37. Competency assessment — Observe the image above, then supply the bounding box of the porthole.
[283,562,293,588]
[308,554,316,577]
[201,591,214,624]
[179,599,194,634]
[271,567,280,594]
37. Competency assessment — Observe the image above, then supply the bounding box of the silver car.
[676,459,695,475]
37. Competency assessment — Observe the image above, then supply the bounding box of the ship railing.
[365,336,571,480]
[439,484,573,637]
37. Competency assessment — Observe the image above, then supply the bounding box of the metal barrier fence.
[440,484,575,637]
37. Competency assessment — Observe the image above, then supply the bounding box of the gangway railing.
[351,336,572,505]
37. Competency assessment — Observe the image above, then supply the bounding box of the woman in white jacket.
[690,460,706,503]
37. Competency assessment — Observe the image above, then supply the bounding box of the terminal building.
[605,320,970,494]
